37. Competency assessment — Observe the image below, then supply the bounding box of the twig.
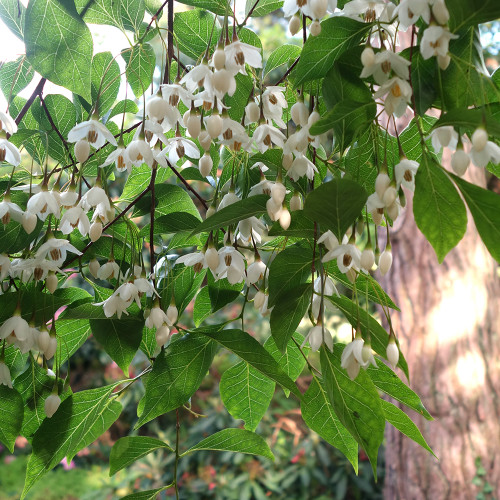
[13,77,46,127]
[167,159,209,209]
[274,57,299,85]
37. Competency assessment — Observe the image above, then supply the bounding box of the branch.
[13,77,46,127]
[167,159,209,210]
[274,57,300,85]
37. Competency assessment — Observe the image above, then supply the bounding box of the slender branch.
[150,165,157,277]
[13,77,46,127]
[174,408,181,500]
[163,0,174,85]
[274,57,299,85]
[144,0,169,33]
[238,0,261,31]
[167,159,209,209]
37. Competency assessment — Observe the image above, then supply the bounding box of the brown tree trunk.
[382,167,500,500]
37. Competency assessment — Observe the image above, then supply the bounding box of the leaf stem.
[174,408,181,500]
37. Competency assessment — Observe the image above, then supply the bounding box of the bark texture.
[382,168,500,500]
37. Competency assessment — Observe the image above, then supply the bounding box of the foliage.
[0,0,499,497]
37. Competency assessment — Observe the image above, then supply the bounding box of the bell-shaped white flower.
[420,26,458,67]
[0,313,30,341]
[0,361,12,388]
[303,323,333,352]
[253,290,272,315]
[27,189,61,221]
[374,77,412,118]
[342,0,386,21]
[236,216,267,245]
[451,148,470,176]
[246,258,267,285]
[101,145,132,174]
[386,338,399,369]
[180,61,213,92]
[323,242,361,274]
[0,111,17,135]
[430,126,458,153]
[283,0,312,18]
[224,38,263,75]
[0,254,11,280]
[97,259,120,280]
[146,304,169,329]
[216,246,246,285]
[0,138,21,166]
[287,153,319,181]
[340,336,365,380]
[395,158,419,191]
[0,196,24,225]
[68,118,117,149]
[218,190,240,210]
[395,0,431,28]
[470,139,500,168]
[80,185,111,213]
[126,138,154,168]
[36,238,82,266]
[44,393,62,418]
[162,136,200,164]
[317,230,343,252]
[261,86,287,128]
[253,123,286,153]
[360,49,410,85]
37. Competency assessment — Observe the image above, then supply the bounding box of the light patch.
[455,351,486,390]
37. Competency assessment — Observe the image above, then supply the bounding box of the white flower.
[67,118,117,149]
[317,230,343,252]
[10,258,63,282]
[60,206,90,236]
[236,217,267,245]
[216,246,246,285]
[0,138,21,166]
[180,62,212,92]
[313,275,339,297]
[44,393,62,418]
[36,238,82,266]
[342,0,386,21]
[303,324,333,352]
[27,189,60,221]
[249,177,274,197]
[246,258,267,285]
[176,250,214,274]
[0,314,30,341]
[101,146,132,173]
[0,111,17,135]
[283,0,312,18]
[395,0,431,28]
[470,140,500,168]
[146,305,169,329]
[451,148,470,176]
[161,83,193,108]
[218,191,240,210]
[95,294,131,319]
[261,87,287,128]
[395,158,419,190]
[366,192,385,225]
[0,197,23,225]
[126,138,154,167]
[0,254,11,280]
[287,153,318,181]
[253,123,286,153]
[360,50,410,85]
[386,339,399,369]
[161,137,200,165]
[253,290,272,315]
[97,259,120,280]
[420,26,458,64]
[379,248,393,275]
[224,39,263,75]
[0,361,12,388]
[340,337,365,380]
[374,77,412,118]
[430,126,458,152]
[323,243,361,274]
[80,185,110,213]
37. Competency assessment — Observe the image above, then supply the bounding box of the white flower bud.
[437,54,451,71]
[271,182,286,205]
[212,69,231,95]
[253,290,266,309]
[166,304,178,325]
[289,14,301,36]
[44,393,61,418]
[38,328,50,354]
[156,323,170,345]
[283,153,293,171]
[360,248,375,271]
[266,198,282,221]
[291,101,309,127]
[279,207,291,230]
[89,258,100,278]
[310,0,328,19]
[290,193,302,212]
[187,113,201,139]
[89,221,103,242]
[206,113,223,138]
[147,95,169,120]
[451,149,470,176]
[472,128,488,151]
[0,361,12,388]
[45,272,58,294]
[74,139,90,163]
[379,249,393,275]
[183,109,191,125]
[308,110,321,127]
[205,247,220,272]
[361,47,375,68]
[22,211,37,234]
[213,47,226,71]
[386,201,399,221]
[432,0,449,25]
[245,101,260,124]
[206,206,216,218]
[375,172,391,198]
[382,186,397,207]
[45,335,58,360]
[309,20,322,36]
[199,130,212,151]
[386,339,399,369]
[199,153,213,177]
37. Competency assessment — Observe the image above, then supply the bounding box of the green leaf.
[267,242,313,307]
[14,361,66,440]
[226,73,254,122]
[301,376,358,471]
[452,175,500,263]
[0,0,26,40]
[448,0,500,32]
[270,283,311,352]
[190,194,268,235]
[208,272,244,313]
[320,345,385,477]
[54,319,92,365]
[90,318,144,376]
[220,361,275,431]
[328,295,410,379]
[303,178,368,240]
[92,52,121,115]
[174,9,217,60]
[122,43,155,97]
[0,219,43,254]
[265,44,301,77]
[0,57,34,102]
[136,334,217,427]
[0,385,24,453]
[268,211,315,238]
[246,0,283,16]
[176,0,230,16]
[182,428,274,460]
[413,155,467,263]
[110,436,173,475]
[292,17,370,88]
[193,329,302,398]
[121,0,145,33]
[381,400,435,456]
[34,94,76,136]
[366,360,433,420]
[74,0,122,28]
[25,0,93,101]
[140,212,201,238]
[409,47,437,116]
[108,99,139,119]
[193,287,211,327]
[22,385,122,498]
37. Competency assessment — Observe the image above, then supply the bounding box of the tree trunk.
[382,167,500,500]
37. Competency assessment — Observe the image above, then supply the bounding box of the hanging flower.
[27,189,61,221]
[420,26,458,70]
[287,153,318,181]
[35,238,82,266]
[161,136,200,165]
[0,138,21,166]
[322,242,361,274]
[395,0,431,28]
[374,77,412,118]
[395,158,419,191]
[360,49,410,85]
[68,118,117,149]
[303,323,333,352]
[180,61,212,92]
[253,123,286,153]
[0,196,24,225]
[216,246,246,285]
[0,111,17,135]
[224,38,263,75]
[101,145,132,174]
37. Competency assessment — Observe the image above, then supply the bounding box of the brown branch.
[13,77,46,127]
[162,0,174,85]
[274,57,300,85]
[166,159,208,210]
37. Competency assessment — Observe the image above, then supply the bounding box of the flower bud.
[187,113,201,139]
[308,110,320,127]
[45,335,58,360]
[22,211,37,234]
[291,101,309,127]
[283,153,293,171]
[356,218,364,235]
[289,14,301,35]
[361,248,375,271]
[0,361,12,388]
[253,290,266,309]
[199,130,212,151]
[206,113,223,138]
[437,54,451,71]
[212,69,231,95]
[75,139,90,163]
[386,201,399,221]
[45,272,58,294]
[199,153,213,177]
[206,205,216,218]
[166,304,178,325]
[44,393,61,418]
[89,221,103,242]
[309,20,321,36]
[245,101,260,124]
[375,172,391,198]
[379,249,393,275]
[156,323,170,345]
[432,0,449,25]
[382,185,397,207]
[266,198,282,221]
[37,327,50,354]
[205,247,220,272]
[279,206,291,230]
[89,258,100,278]
[290,192,302,212]
[147,95,169,120]
[271,182,286,204]
[213,47,226,71]
[310,0,328,19]
[472,128,488,151]
[386,338,399,369]
[361,47,375,68]
[451,149,470,176]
